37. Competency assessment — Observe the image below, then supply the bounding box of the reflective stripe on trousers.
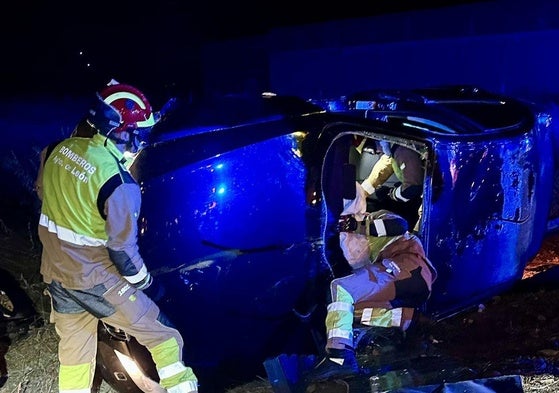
[52,283,198,392]
[151,338,198,392]
[360,306,415,330]
[325,285,355,350]
[54,310,98,393]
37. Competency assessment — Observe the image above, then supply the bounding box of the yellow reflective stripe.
[59,362,93,392]
[333,284,354,304]
[166,380,198,393]
[360,307,403,327]
[327,327,352,340]
[159,365,198,390]
[39,213,106,247]
[391,307,403,325]
[158,361,187,379]
[151,338,198,391]
[327,301,354,313]
[151,337,180,367]
[326,300,354,345]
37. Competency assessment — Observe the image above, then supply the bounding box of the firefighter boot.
[304,348,359,382]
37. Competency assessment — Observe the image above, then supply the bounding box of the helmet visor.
[87,94,122,135]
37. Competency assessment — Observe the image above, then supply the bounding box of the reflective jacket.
[37,133,148,289]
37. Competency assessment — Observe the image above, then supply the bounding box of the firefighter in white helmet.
[306,183,436,382]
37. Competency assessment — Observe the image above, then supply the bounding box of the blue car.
[94,86,559,392]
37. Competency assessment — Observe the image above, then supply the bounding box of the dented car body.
[95,86,559,392]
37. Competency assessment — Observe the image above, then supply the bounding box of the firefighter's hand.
[135,272,166,302]
[337,215,358,232]
[133,272,153,290]
[142,276,166,302]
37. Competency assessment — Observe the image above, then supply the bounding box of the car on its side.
[94,86,559,393]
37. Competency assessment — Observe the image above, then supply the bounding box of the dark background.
[2,4,559,393]
[0,0,541,237]
[2,0,487,98]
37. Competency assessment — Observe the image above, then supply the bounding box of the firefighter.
[36,80,198,393]
[360,140,424,232]
[306,183,437,382]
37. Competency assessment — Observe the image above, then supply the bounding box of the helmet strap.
[108,131,129,146]
[112,130,142,154]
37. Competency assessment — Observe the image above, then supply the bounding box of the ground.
[1,223,559,393]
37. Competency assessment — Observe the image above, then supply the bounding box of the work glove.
[134,272,166,302]
[337,215,359,232]
[337,215,371,235]
[371,185,392,203]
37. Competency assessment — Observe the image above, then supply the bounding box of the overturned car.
[94,86,559,392]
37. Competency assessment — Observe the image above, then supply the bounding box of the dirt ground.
[1,224,559,393]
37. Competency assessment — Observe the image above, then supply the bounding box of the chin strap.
[104,130,142,155]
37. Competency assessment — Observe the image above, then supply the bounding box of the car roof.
[151,93,325,143]
[148,86,537,149]
[313,85,536,137]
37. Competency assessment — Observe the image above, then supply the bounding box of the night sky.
[3,0,487,98]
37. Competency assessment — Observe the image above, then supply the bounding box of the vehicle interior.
[320,130,430,277]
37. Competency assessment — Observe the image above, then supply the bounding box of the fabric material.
[51,279,197,392]
[370,218,387,236]
[340,233,370,270]
[339,210,409,238]
[59,364,93,392]
[37,130,198,393]
[167,381,199,393]
[339,183,408,269]
[360,178,376,195]
[326,231,437,351]
[346,233,436,311]
[362,153,393,193]
[151,338,198,391]
[40,133,125,244]
[38,134,147,290]
[339,183,370,269]
[48,281,115,318]
[364,145,424,230]
[325,284,355,350]
[390,146,423,199]
[368,212,408,237]
[367,235,396,261]
[359,306,415,330]
[54,310,99,392]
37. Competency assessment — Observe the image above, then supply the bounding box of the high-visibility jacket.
[362,145,424,202]
[37,132,198,393]
[38,133,148,289]
[326,232,437,351]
